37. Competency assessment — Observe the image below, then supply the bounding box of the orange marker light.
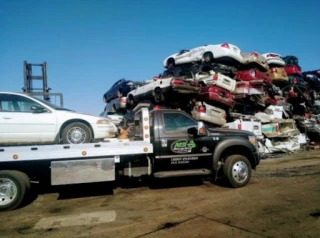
[13,154,18,160]
[82,151,87,156]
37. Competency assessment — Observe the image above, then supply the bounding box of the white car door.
[0,93,57,144]
[175,46,206,64]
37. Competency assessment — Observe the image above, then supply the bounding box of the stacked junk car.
[102,43,320,156]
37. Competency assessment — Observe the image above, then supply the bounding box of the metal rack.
[22,61,64,107]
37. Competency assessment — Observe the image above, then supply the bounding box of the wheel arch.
[58,119,94,142]
[154,86,162,91]
[127,93,134,101]
[213,139,257,170]
[166,57,175,67]
[202,51,214,61]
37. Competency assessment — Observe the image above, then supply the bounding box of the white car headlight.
[96,119,110,124]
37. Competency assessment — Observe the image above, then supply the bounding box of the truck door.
[154,111,213,172]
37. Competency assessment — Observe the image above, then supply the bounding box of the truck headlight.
[248,136,258,149]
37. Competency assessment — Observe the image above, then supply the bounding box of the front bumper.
[92,124,118,139]
[252,151,261,168]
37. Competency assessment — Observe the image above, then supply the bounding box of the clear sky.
[1,0,319,115]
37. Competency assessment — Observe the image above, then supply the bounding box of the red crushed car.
[199,85,234,108]
[235,69,271,84]
[264,96,287,105]
[284,65,302,76]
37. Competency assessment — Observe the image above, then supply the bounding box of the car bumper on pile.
[266,59,285,66]
[171,85,200,94]
[192,112,226,126]
[200,92,234,108]
[269,73,288,81]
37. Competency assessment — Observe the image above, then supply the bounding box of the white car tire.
[153,88,165,104]
[61,122,92,144]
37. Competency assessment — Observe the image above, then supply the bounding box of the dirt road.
[1,150,319,238]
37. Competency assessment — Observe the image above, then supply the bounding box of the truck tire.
[61,122,92,144]
[153,88,164,104]
[0,170,28,211]
[223,155,251,188]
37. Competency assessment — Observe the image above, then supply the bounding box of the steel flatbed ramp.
[0,141,153,162]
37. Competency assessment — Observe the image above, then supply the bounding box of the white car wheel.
[62,122,92,144]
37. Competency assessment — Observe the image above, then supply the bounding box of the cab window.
[163,112,197,131]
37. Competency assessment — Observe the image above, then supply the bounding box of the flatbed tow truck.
[0,104,260,211]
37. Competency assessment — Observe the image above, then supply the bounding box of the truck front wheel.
[0,170,29,212]
[223,155,251,188]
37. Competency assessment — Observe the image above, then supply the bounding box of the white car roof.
[0,92,28,95]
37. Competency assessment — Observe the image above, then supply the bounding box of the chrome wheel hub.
[67,127,86,144]
[231,161,249,183]
[0,178,17,206]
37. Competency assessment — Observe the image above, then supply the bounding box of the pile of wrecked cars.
[103,43,320,154]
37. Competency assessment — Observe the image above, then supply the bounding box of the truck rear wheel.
[223,155,251,188]
[0,170,28,211]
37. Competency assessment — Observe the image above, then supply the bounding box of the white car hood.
[55,110,113,124]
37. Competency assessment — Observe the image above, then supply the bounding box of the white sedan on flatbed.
[0,92,117,145]
[163,43,243,68]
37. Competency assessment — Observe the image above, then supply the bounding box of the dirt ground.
[0,150,320,238]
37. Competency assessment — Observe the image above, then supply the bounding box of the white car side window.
[0,94,41,112]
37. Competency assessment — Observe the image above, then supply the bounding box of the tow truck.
[0,104,260,211]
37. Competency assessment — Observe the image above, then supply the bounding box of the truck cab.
[127,106,261,188]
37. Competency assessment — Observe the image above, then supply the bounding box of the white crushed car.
[163,43,243,68]
[194,70,236,92]
[241,52,269,71]
[262,53,285,66]
[127,77,200,104]
[0,92,117,145]
[191,101,226,126]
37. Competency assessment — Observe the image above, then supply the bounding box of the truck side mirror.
[187,127,198,137]
[197,121,207,136]
[187,122,207,137]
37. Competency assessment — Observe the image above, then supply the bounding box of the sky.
[1,0,319,115]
